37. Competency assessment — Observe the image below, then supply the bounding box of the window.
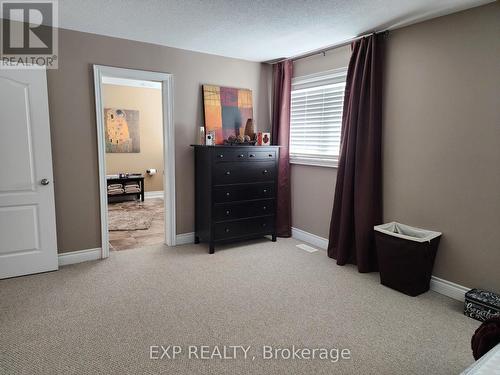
[290,68,347,167]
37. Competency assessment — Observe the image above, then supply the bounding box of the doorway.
[93,66,175,258]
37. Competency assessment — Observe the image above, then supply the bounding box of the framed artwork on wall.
[105,108,140,153]
[202,85,253,145]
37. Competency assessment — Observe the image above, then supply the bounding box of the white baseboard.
[58,248,101,266]
[176,232,195,245]
[144,190,164,199]
[291,227,469,302]
[430,276,469,302]
[292,227,329,250]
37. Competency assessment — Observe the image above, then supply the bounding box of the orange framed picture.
[202,85,253,145]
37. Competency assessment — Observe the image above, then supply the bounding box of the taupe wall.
[291,46,351,238]
[103,84,164,192]
[47,28,271,253]
[383,3,500,291]
[290,3,500,292]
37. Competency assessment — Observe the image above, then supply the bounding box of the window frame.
[289,67,348,168]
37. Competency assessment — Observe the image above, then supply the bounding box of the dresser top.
[190,144,280,148]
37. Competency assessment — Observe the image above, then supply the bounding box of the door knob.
[40,178,50,185]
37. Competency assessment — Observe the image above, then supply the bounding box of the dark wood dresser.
[191,145,279,253]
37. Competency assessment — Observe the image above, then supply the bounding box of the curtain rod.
[267,1,474,64]
[268,30,389,65]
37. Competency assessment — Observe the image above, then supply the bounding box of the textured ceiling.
[57,0,492,61]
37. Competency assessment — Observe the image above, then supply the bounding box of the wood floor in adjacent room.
[0,238,479,374]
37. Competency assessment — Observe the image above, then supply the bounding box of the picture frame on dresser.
[191,145,280,254]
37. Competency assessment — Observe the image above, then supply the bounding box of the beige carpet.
[0,238,479,374]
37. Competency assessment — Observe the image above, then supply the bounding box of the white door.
[0,66,58,279]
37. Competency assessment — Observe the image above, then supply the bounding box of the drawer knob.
[225,171,231,175]
[249,154,255,158]
[262,223,267,228]
[268,154,273,157]
[238,154,244,158]
[218,154,224,158]
[263,169,268,174]
[225,210,230,215]
[263,189,268,193]
[226,192,230,197]
[225,228,230,233]
[263,206,267,210]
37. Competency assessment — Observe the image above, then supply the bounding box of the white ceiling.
[57,0,492,62]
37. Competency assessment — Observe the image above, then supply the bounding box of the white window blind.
[290,68,347,167]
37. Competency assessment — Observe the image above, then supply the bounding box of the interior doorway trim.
[93,65,176,258]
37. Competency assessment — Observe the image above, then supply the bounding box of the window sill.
[289,156,339,168]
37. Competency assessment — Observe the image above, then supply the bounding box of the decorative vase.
[244,119,256,140]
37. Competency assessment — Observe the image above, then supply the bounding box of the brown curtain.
[327,34,384,272]
[271,60,293,237]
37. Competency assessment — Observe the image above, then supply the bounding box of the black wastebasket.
[374,222,442,296]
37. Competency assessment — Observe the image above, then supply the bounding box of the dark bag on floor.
[471,316,500,360]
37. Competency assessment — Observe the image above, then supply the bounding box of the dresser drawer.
[213,149,248,162]
[214,183,274,203]
[213,199,275,222]
[247,150,276,161]
[214,162,275,184]
[213,148,276,162]
[214,216,275,240]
